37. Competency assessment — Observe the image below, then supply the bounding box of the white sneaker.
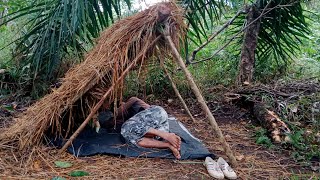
[203,157,224,179]
[217,157,237,179]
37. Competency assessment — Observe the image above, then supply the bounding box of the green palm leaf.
[1,0,131,84]
[182,0,226,45]
[256,0,310,62]
[229,0,310,69]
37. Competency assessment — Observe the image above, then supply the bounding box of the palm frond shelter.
[0,2,237,166]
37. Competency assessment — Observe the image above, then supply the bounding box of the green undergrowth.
[0,25,16,71]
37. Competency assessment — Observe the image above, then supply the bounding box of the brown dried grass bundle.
[0,2,186,150]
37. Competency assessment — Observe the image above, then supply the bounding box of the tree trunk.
[237,5,261,86]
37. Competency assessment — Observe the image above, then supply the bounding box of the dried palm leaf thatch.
[0,2,186,150]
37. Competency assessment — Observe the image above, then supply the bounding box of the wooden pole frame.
[59,29,237,166]
[164,31,237,166]
[59,36,161,153]
[161,64,196,123]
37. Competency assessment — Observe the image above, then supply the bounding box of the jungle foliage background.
[0,0,319,171]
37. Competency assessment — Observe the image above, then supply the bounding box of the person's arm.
[116,97,150,119]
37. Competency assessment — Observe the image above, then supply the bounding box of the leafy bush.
[254,128,274,148]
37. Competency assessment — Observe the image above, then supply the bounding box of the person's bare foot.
[164,133,181,150]
[169,145,181,159]
[137,138,181,159]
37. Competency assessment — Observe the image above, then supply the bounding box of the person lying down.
[94,97,182,159]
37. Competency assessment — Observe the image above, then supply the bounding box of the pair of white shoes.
[203,157,237,179]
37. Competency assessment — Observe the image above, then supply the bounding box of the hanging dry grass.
[0,2,186,151]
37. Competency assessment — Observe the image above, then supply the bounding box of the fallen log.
[253,103,291,143]
[225,93,291,143]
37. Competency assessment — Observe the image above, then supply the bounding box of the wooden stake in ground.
[60,37,161,153]
[164,32,238,166]
[161,65,196,123]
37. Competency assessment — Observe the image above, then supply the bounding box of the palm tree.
[185,0,309,85]
[236,0,309,85]
[0,0,224,91]
[0,0,131,83]
[0,0,310,89]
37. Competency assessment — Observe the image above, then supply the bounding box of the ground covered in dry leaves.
[0,100,319,179]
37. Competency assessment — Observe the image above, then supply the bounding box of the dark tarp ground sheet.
[54,104,214,160]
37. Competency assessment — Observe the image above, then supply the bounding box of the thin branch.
[187,9,245,64]
[161,63,196,123]
[190,35,242,64]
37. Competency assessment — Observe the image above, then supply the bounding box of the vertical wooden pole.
[161,65,196,123]
[164,34,237,166]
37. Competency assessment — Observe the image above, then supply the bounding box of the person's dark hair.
[98,110,114,128]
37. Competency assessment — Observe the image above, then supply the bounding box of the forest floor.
[0,96,319,179]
